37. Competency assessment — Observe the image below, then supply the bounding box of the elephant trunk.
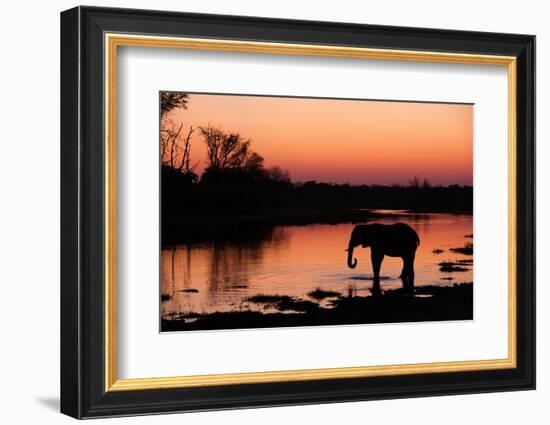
[347,243,357,269]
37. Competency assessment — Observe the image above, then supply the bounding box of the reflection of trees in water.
[163,244,193,295]
[183,245,192,287]
[205,226,289,294]
[207,244,252,293]
[406,215,432,235]
[162,226,290,301]
[408,213,431,222]
[265,227,291,247]
[170,247,176,291]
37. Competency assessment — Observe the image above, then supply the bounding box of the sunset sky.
[166,93,473,186]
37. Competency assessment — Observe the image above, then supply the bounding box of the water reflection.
[161,213,473,319]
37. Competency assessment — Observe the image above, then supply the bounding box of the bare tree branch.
[177,126,195,172]
[169,123,184,168]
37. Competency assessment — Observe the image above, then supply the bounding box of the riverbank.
[161,282,473,332]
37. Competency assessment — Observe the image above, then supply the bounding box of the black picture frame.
[61,5,535,419]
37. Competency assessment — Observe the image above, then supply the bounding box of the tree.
[160,92,197,178]
[408,176,421,189]
[242,152,264,173]
[160,92,189,118]
[199,125,263,172]
[422,178,432,190]
[265,166,291,183]
[161,119,197,176]
[408,176,431,190]
[179,125,196,175]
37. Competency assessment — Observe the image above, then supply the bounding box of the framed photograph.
[60,6,535,419]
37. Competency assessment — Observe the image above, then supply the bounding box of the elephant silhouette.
[346,223,420,294]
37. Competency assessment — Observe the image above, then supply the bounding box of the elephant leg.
[399,264,406,279]
[409,253,416,288]
[399,259,408,290]
[402,253,415,294]
[371,250,384,296]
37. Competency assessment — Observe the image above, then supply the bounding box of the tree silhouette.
[199,125,264,172]
[160,92,189,118]
[265,166,291,183]
[408,176,432,190]
[160,92,197,179]
[161,120,197,176]
[409,176,421,189]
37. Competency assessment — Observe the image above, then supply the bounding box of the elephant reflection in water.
[346,223,420,295]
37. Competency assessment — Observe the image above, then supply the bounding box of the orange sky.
[167,93,473,186]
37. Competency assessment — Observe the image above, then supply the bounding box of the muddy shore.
[161,282,473,332]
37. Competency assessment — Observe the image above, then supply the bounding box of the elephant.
[346,223,420,294]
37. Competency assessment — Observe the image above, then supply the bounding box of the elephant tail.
[415,233,420,247]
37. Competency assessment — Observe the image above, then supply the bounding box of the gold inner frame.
[104,33,517,392]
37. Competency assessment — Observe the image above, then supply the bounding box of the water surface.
[161,212,473,319]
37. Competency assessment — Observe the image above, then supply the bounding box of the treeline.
[162,166,472,218]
